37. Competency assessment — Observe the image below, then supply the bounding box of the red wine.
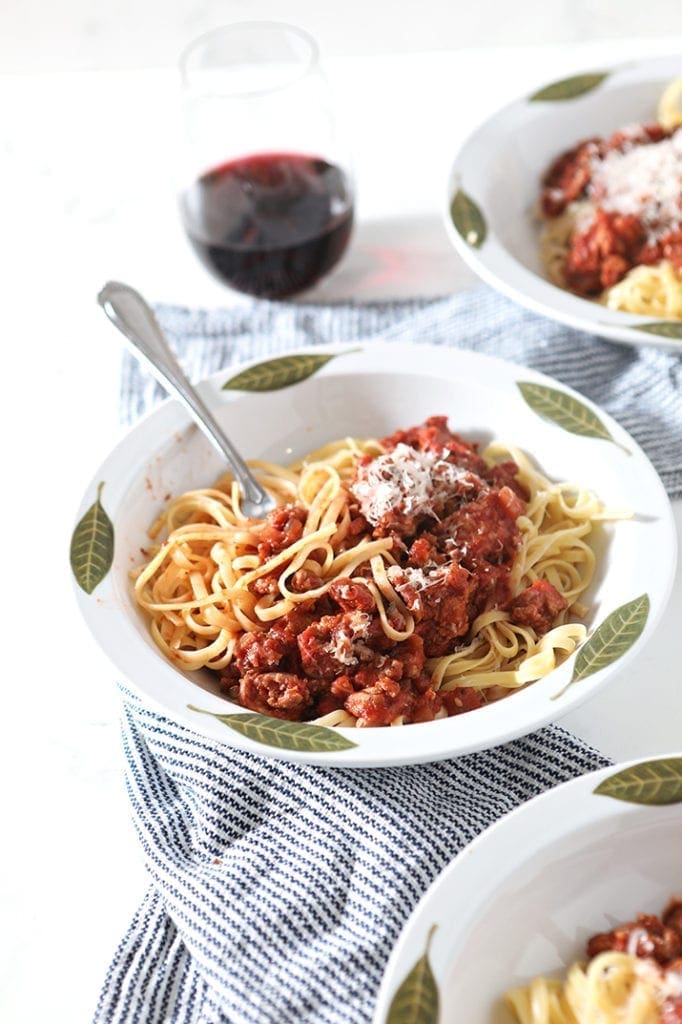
[180,153,354,298]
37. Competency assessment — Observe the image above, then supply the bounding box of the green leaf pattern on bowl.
[572,593,650,683]
[386,924,439,1024]
[553,594,650,699]
[529,72,609,102]
[450,188,487,249]
[594,757,682,805]
[188,706,358,752]
[222,350,361,392]
[633,321,682,340]
[517,381,630,453]
[70,481,114,594]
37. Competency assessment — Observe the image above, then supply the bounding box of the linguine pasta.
[506,899,682,1024]
[132,423,617,728]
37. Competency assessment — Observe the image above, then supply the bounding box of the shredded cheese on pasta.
[540,77,682,319]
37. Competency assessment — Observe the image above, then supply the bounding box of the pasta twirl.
[506,899,682,1024]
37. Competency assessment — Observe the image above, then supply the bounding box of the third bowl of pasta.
[374,753,682,1022]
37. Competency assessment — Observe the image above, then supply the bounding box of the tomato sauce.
[218,417,567,727]
[541,123,682,296]
[586,899,682,1021]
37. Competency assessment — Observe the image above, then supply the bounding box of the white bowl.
[445,55,682,350]
[71,342,675,766]
[374,753,682,1023]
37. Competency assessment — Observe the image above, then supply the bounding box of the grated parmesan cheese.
[626,927,655,957]
[321,610,371,666]
[632,956,682,1003]
[350,443,469,526]
[662,965,682,1000]
[387,564,447,593]
[588,128,682,241]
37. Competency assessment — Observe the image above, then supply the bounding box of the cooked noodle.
[506,899,682,1023]
[506,952,680,1024]
[658,76,682,131]
[133,431,618,727]
[604,260,682,317]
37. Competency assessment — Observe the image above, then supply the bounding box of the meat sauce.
[586,899,682,1021]
[218,417,567,727]
[541,123,682,295]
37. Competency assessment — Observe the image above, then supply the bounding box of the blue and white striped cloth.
[97,286,681,1023]
[122,287,682,497]
[96,691,608,1024]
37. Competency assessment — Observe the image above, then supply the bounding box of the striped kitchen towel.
[122,286,682,497]
[96,689,608,1024]
[96,284,678,1024]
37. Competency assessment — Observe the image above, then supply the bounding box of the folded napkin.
[97,286,681,1024]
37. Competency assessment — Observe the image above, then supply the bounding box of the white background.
[6,0,682,71]
[1,4,681,1022]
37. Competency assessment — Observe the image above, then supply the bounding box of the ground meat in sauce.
[664,900,682,935]
[289,568,322,593]
[586,901,682,964]
[328,578,375,612]
[541,123,682,296]
[217,417,569,727]
[257,504,307,560]
[441,686,485,716]
[344,676,414,727]
[234,624,295,675]
[564,209,646,295]
[248,570,281,597]
[238,672,320,720]
[297,611,374,679]
[510,579,568,635]
[411,563,476,658]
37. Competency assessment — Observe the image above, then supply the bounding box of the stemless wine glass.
[179,22,354,299]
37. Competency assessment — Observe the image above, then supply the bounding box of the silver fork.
[98,280,276,518]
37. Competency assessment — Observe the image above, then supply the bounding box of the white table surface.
[2,36,681,1024]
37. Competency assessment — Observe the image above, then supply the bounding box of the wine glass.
[179,22,354,299]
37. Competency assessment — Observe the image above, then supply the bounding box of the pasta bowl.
[70,342,675,766]
[445,54,682,349]
[374,753,682,1022]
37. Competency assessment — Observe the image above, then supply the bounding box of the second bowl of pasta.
[445,54,682,349]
